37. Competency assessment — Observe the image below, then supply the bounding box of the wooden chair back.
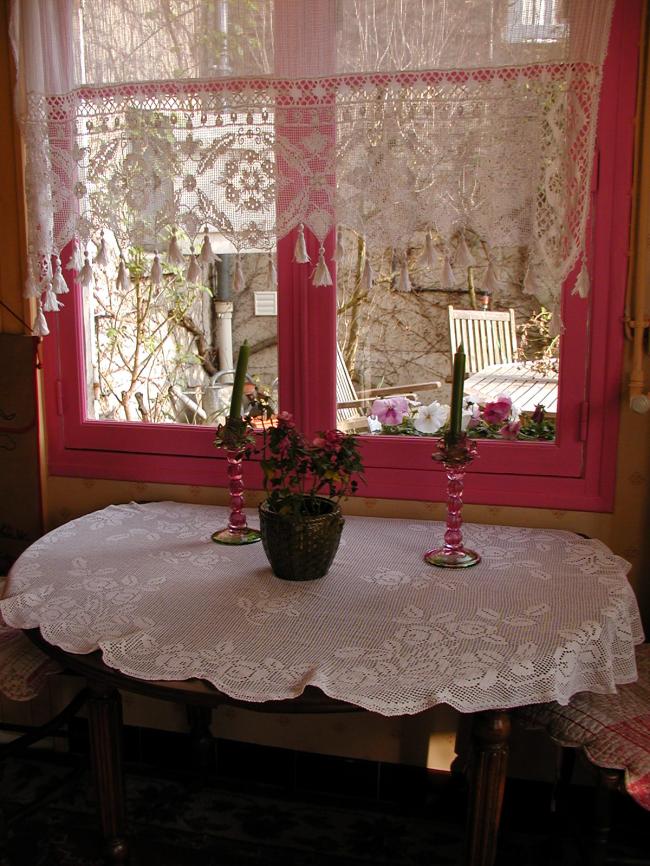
[448,306,518,375]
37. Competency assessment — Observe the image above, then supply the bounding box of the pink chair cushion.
[518,643,650,810]
[0,579,61,701]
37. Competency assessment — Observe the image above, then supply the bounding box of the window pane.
[84,246,277,424]
[335,228,559,441]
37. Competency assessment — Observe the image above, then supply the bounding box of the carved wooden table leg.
[463,709,511,866]
[87,683,129,864]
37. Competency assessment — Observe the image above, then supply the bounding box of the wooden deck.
[464,361,558,413]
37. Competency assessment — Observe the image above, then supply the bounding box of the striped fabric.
[518,643,650,810]
[0,578,60,701]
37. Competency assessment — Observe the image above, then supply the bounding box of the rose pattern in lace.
[1,502,643,715]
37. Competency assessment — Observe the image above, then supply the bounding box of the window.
[17,0,641,510]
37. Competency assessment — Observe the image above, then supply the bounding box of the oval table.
[1,501,644,866]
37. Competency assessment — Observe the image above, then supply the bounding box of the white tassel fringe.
[267,253,277,289]
[186,254,201,284]
[482,260,500,295]
[80,251,95,290]
[334,227,344,263]
[116,255,131,291]
[52,258,68,294]
[398,257,412,292]
[43,289,62,312]
[167,231,185,268]
[523,263,540,296]
[421,230,437,269]
[233,254,244,291]
[293,223,310,264]
[200,227,214,264]
[66,245,84,274]
[573,263,590,298]
[32,303,49,337]
[441,255,455,289]
[94,231,109,268]
[454,232,475,269]
[312,246,333,286]
[150,252,163,286]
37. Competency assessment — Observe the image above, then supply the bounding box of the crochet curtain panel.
[10,0,614,335]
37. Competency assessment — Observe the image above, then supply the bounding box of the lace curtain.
[10,0,614,335]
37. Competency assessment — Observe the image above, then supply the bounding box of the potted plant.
[255,413,364,581]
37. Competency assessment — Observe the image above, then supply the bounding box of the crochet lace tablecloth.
[1,502,644,717]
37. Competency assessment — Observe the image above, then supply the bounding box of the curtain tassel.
[43,288,63,312]
[398,256,412,292]
[80,250,95,289]
[454,232,475,269]
[116,255,131,291]
[94,231,109,268]
[573,262,590,298]
[267,252,277,290]
[421,229,437,270]
[32,302,49,337]
[293,223,310,264]
[52,257,69,294]
[233,254,244,291]
[312,246,333,286]
[186,253,201,284]
[167,230,185,268]
[523,262,540,296]
[334,226,345,263]
[200,226,219,264]
[150,252,163,286]
[441,255,456,289]
[549,307,563,337]
[482,259,500,295]
[65,244,84,274]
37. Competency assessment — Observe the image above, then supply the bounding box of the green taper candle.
[448,344,466,443]
[229,340,250,419]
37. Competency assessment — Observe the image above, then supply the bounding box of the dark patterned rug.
[0,754,647,866]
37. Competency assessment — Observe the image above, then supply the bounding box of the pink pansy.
[371,396,410,426]
[482,394,512,425]
[500,420,521,440]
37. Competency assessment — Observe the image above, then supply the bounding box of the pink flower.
[482,395,512,425]
[500,420,521,439]
[312,436,326,448]
[371,397,410,426]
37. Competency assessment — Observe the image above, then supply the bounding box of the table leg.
[87,683,129,865]
[463,709,511,866]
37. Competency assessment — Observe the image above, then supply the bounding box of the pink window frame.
[42,0,641,511]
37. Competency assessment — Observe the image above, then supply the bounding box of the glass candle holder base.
[212,526,261,546]
[424,547,481,568]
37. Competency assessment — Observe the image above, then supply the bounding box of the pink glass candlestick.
[425,436,480,568]
[212,449,261,545]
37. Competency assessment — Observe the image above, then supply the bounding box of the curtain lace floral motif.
[11,0,614,336]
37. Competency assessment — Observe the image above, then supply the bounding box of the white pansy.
[414,401,449,434]
[462,399,481,429]
[463,393,482,409]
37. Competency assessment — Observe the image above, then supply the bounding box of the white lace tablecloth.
[1,502,644,716]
